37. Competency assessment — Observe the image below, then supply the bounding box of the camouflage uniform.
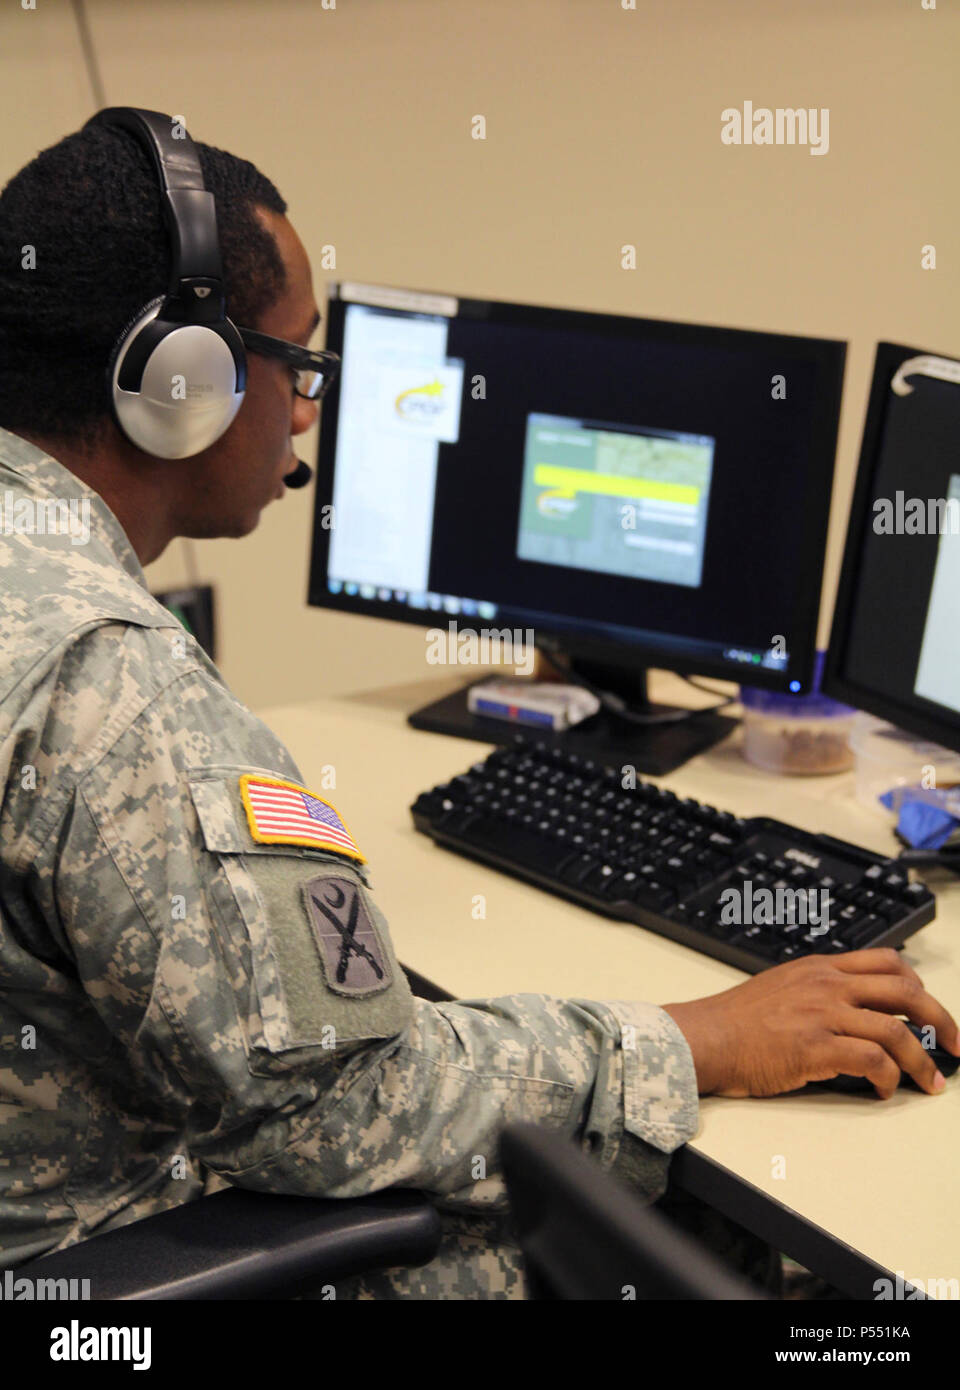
[0,427,700,1298]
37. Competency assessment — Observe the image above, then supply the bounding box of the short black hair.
[0,120,288,447]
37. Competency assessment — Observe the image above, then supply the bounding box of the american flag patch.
[239,775,366,863]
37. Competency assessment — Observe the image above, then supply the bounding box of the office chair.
[500,1122,767,1299]
[16,1187,441,1300]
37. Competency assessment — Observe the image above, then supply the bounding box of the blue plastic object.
[879,789,959,849]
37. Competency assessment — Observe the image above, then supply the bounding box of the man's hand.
[662,948,960,1099]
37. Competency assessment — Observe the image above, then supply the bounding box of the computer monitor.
[824,342,960,756]
[307,282,846,770]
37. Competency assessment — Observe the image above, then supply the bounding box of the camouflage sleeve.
[28,624,698,1214]
[274,994,700,1212]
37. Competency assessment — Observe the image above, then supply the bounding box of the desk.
[258,671,960,1299]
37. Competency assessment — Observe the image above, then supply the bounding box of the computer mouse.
[814,1022,959,1094]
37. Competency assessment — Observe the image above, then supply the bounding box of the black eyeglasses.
[237,327,341,401]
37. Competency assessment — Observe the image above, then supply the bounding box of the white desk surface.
[258,671,960,1291]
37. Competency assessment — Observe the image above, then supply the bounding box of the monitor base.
[407,679,738,777]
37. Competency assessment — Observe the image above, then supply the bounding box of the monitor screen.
[825,342,960,753]
[308,283,846,693]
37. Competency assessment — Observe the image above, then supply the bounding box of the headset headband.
[84,107,226,322]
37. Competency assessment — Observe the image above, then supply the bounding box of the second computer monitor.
[825,342,960,755]
[308,282,846,695]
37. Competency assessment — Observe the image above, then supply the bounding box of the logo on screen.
[536,489,580,519]
[394,378,447,422]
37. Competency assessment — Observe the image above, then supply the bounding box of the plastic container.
[849,712,960,819]
[740,651,856,775]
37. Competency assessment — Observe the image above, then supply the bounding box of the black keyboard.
[410,739,937,974]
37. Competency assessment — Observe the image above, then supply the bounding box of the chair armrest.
[400,962,456,1002]
[20,1188,442,1300]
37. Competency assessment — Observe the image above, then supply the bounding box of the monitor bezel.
[823,340,960,754]
[307,282,847,695]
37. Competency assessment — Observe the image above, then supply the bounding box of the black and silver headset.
[84,107,248,461]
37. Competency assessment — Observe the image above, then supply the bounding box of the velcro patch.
[302,874,392,996]
[240,775,365,862]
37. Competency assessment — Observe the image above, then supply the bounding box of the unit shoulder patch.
[302,873,392,996]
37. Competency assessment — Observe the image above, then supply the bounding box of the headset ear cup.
[107,295,166,392]
[108,295,169,449]
[110,300,245,458]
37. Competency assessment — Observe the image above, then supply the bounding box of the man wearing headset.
[0,110,956,1301]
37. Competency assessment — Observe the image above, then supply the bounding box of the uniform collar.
[0,425,149,588]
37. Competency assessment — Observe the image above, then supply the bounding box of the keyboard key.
[846,915,885,948]
[875,899,911,924]
[411,791,447,817]
[560,854,599,886]
[708,831,737,851]
[437,809,481,835]
[734,929,779,959]
[632,881,676,911]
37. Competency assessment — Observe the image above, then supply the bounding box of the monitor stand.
[406,658,738,777]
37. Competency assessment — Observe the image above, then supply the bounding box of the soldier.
[0,113,956,1299]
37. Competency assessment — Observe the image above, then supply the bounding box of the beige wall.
[2,0,957,710]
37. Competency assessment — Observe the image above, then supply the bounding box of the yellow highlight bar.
[533,464,699,506]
